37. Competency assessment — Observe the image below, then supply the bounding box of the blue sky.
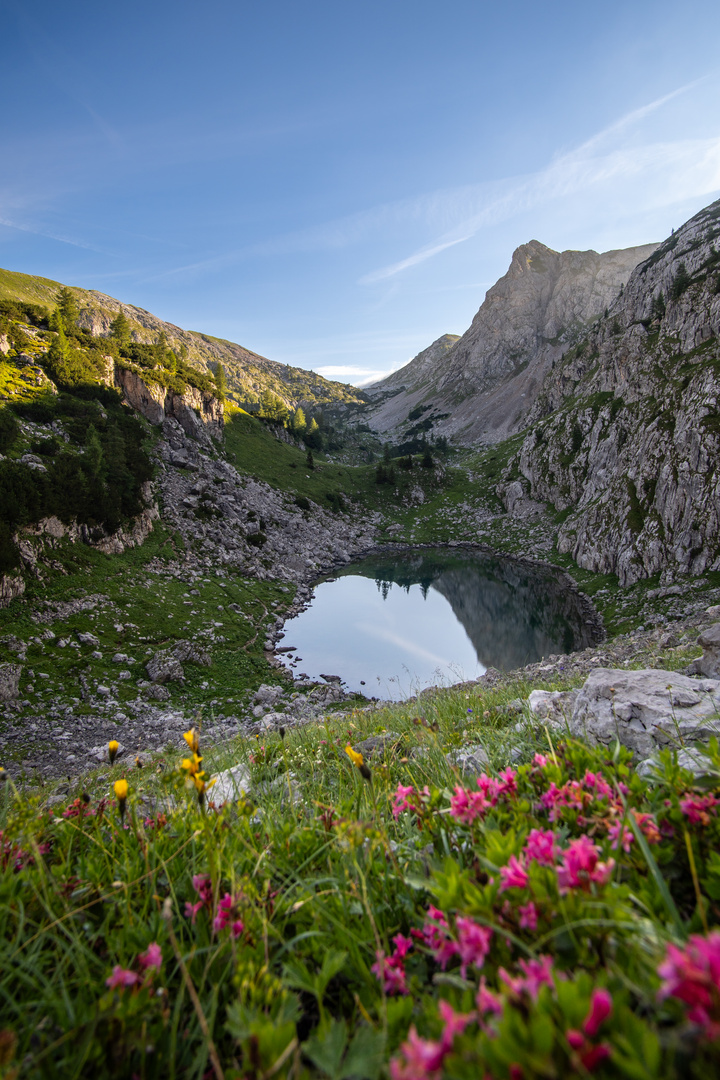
[3,1,720,385]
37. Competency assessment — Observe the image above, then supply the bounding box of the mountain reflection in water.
[279,549,601,698]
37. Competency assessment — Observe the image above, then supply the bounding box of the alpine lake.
[277,548,602,700]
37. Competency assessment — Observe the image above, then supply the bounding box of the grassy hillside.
[0,266,365,410]
[0,267,66,307]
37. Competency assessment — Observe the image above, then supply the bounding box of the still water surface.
[279,549,598,699]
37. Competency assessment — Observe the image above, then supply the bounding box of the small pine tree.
[83,425,104,478]
[304,416,323,449]
[110,311,131,346]
[421,448,434,469]
[671,262,691,301]
[306,450,314,470]
[56,287,79,334]
[651,292,666,320]
[293,406,307,434]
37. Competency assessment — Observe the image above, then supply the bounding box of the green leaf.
[319,949,348,993]
[304,1019,348,1079]
[627,806,685,941]
[281,957,317,997]
[341,1026,385,1080]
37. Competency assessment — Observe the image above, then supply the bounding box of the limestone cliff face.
[499,199,720,585]
[365,241,657,444]
[113,365,224,442]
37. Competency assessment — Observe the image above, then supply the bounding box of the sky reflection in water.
[279,552,597,700]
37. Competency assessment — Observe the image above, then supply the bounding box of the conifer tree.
[56,287,79,334]
[110,311,131,346]
[214,362,227,400]
[293,406,307,434]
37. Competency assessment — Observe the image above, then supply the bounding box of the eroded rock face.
[0,663,22,701]
[505,199,720,585]
[0,575,25,609]
[114,366,223,442]
[568,668,720,759]
[364,242,656,443]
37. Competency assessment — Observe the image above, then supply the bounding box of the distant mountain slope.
[0,268,363,408]
[363,240,658,444]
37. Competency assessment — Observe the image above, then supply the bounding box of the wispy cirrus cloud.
[359,83,720,284]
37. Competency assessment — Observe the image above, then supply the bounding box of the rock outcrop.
[567,667,720,760]
[113,365,224,442]
[363,241,657,444]
[500,199,720,585]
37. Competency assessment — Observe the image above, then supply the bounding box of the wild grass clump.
[1,705,720,1078]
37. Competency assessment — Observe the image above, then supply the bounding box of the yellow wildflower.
[345,745,364,768]
[114,778,128,821]
[345,744,371,782]
[183,728,199,753]
[108,740,119,765]
[181,753,203,775]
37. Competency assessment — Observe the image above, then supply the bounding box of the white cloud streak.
[358,84,720,283]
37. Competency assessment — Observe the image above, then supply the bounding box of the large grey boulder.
[528,689,579,725]
[253,683,285,707]
[210,763,252,803]
[569,668,720,759]
[146,640,211,683]
[146,649,185,684]
[174,642,211,667]
[0,663,22,700]
[447,744,490,777]
[686,623,720,678]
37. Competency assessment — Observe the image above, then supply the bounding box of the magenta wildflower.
[138,942,162,971]
[499,956,554,1001]
[413,907,459,970]
[476,773,501,805]
[658,931,720,1038]
[497,767,518,797]
[106,966,140,989]
[632,810,660,844]
[213,892,244,937]
[456,917,492,977]
[185,874,214,923]
[476,977,504,1017]
[524,828,557,866]
[532,753,548,767]
[680,793,719,826]
[449,785,489,824]
[608,820,634,853]
[437,999,474,1049]
[582,770,613,800]
[540,779,586,821]
[556,836,614,894]
[583,988,613,1038]
[566,1030,612,1072]
[371,934,413,996]
[498,854,529,893]
[389,1027,444,1080]
[392,784,416,820]
[518,901,538,931]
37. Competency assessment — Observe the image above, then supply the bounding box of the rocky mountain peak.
[362,237,658,444]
